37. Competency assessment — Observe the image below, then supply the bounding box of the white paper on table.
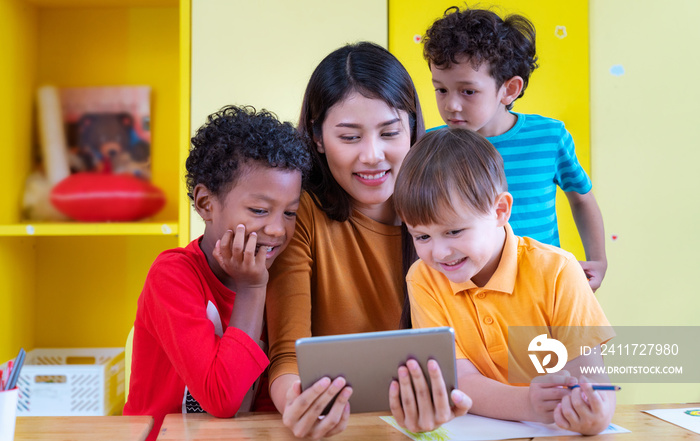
[381,414,629,440]
[643,407,700,435]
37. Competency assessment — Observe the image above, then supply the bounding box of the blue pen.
[568,384,621,391]
[5,348,26,391]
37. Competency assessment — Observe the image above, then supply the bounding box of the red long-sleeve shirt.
[123,237,269,440]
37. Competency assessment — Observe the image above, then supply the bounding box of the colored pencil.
[568,384,621,391]
[5,348,25,391]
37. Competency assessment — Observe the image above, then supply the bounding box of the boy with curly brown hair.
[423,6,607,291]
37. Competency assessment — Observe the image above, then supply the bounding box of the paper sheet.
[643,407,700,435]
[381,414,629,440]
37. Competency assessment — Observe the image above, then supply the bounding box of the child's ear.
[500,76,524,107]
[494,192,513,227]
[193,183,215,222]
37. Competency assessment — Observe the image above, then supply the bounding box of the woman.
[266,42,471,439]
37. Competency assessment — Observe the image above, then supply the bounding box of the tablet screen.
[296,327,457,413]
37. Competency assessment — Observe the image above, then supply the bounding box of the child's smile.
[205,162,302,270]
[254,243,285,262]
[407,198,506,287]
[438,256,468,272]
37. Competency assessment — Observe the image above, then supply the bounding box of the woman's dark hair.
[298,42,423,328]
[423,6,539,109]
[186,105,311,200]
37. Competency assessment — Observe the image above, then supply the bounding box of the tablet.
[296,327,456,413]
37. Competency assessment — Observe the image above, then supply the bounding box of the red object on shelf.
[50,172,165,222]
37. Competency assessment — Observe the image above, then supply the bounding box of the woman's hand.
[389,359,472,432]
[281,377,353,440]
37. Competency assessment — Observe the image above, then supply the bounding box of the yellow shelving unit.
[0,0,191,362]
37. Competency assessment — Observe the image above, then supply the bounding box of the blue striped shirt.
[429,113,591,246]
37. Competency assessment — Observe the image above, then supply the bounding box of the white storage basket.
[3,347,125,416]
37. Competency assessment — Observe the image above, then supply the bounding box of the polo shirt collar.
[447,224,517,295]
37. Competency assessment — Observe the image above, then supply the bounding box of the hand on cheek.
[213,224,268,290]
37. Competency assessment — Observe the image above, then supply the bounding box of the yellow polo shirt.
[407,224,613,385]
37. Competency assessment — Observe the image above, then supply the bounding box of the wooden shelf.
[0,222,178,237]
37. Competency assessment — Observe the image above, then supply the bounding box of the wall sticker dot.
[413,34,422,43]
[610,65,625,76]
[611,234,618,241]
[554,26,567,39]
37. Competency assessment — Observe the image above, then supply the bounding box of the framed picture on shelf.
[59,86,152,180]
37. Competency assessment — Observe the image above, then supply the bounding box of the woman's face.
[317,92,411,224]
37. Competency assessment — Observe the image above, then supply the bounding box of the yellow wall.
[0,238,36,362]
[389,0,590,259]
[189,0,388,240]
[34,237,172,348]
[591,0,700,404]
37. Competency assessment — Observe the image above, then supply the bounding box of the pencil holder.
[0,387,18,441]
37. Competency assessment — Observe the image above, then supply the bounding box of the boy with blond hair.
[394,128,615,435]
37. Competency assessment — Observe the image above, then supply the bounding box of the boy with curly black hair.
[423,6,608,291]
[124,105,311,441]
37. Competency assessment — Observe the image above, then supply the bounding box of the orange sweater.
[266,192,404,383]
